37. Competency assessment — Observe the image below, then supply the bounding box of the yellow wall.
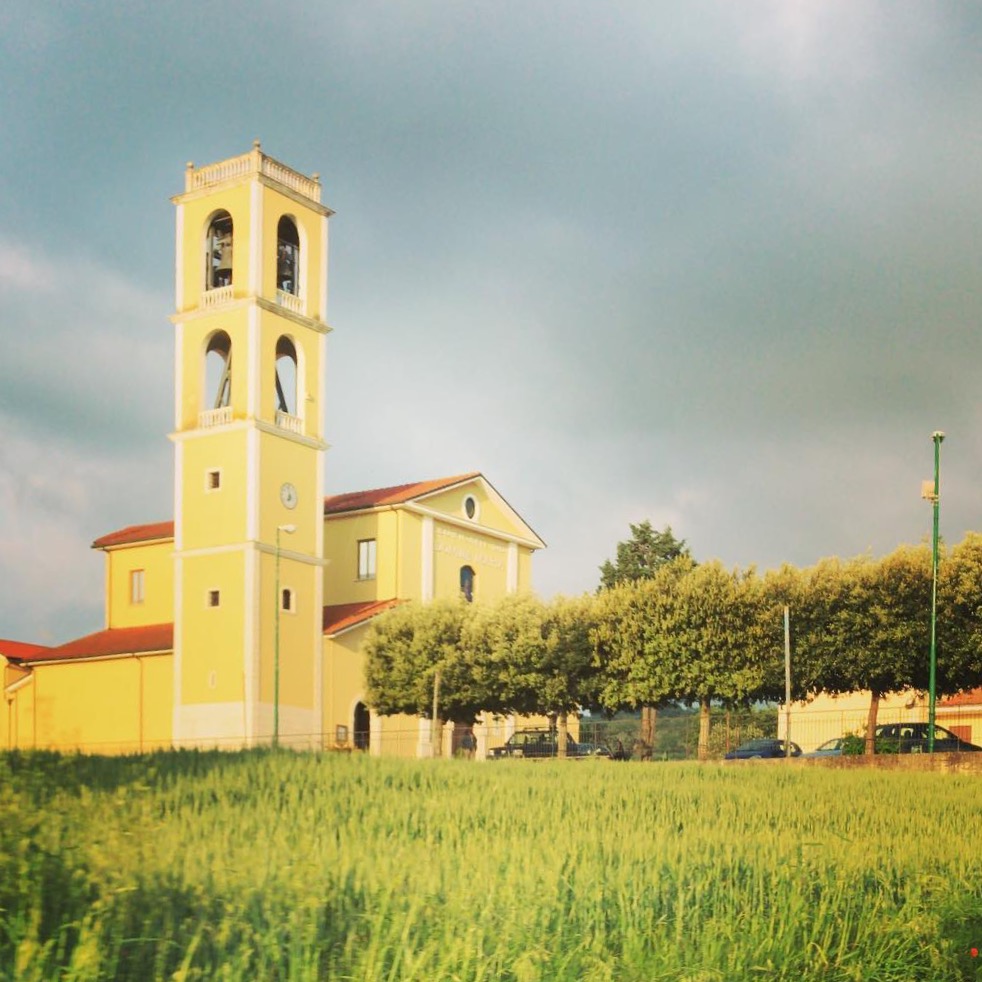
[433,523,511,601]
[179,551,246,705]
[323,628,367,739]
[779,690,927,752]
[395,511,421,599]
[3,654,173,753]
[322,628,428,758]
[180,430,249,547]
[937,708,982,745]
[257,550,317,711]
[323,483,539,607]
[421,485,528,540]
[105,540,174,628]
[258,431,320,553]
[324,513,383,603]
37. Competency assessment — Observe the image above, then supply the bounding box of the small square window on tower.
[207,589,221,608]
[206,468,222,492]
[130,569,145,604]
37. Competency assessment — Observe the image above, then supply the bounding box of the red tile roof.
[324,474,480,515]
[92,521,175,549]
[12,623,174,664]
[939,686,982,708]
[0,638,52,661]
[323,599,402,636]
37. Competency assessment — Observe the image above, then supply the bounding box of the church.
[0,145,545,756]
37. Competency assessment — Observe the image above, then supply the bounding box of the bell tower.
[170,142,332,746]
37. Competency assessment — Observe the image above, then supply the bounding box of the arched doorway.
[353,702,370,751]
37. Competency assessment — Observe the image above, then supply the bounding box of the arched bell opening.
[203,331,232,414]
[205,211,233,290]
[277,216,300,296]
[274,336,298,421]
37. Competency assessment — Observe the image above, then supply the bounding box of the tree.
[464,593,600,756]
[938,533,982,693]
[665,561,771,759]
[599,521,690,744]
[364,599,494,743]
[599,521,690,590]
[594,558,771,759]
[787,548,935,754]
[592,557,694,715]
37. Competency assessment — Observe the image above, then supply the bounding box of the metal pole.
[928,431,944,753]
[784,605,792,756]
[431,670,441,758]
[274,525,281,749]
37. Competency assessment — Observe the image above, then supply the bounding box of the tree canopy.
[599,521,690,590]
[363,535,982,757]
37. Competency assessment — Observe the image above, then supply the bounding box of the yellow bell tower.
[170,142,332,747]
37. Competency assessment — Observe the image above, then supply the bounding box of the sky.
[1,1,981,644]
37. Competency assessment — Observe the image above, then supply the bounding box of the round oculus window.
[463,495,477,520]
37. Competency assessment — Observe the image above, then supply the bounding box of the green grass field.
[2,750,981,981]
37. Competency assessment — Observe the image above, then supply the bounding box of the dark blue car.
[724,738,801,760]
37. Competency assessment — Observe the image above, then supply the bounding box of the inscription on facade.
[434,526,505,569]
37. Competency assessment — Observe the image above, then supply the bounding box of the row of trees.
[364,530,982,757]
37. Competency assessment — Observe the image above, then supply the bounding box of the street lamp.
[921,432,944,753]
[274,523,297,748]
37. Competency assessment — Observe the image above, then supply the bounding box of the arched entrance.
[353,702,370,751]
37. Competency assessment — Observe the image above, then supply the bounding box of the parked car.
[724,738,802,760]
[804,737,846,758]
[873,723,982,754]
[487,729,611,760]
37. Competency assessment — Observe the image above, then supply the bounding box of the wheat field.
[1,749,981,981]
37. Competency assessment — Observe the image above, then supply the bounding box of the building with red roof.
[1,147,544,757]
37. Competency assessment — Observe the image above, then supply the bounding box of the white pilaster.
[320,213,329,321]
[172,556,184,744]
[249,180,263,295]
[244,544,258,744]
[174,204,184,311]
[507,542,518,593]
[421,515,434,601]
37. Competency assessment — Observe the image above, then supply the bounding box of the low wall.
[725,753,982,774]
[802,752,982,774]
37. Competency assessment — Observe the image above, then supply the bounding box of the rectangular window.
[207,589,221,608]
[281,587,295,613]
[206,468,222,491]
[130,569,145,604]
[357,539,377,580]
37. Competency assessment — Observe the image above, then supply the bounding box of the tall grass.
[1,750,981,981]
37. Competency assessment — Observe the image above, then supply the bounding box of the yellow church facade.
[1,146,544,757]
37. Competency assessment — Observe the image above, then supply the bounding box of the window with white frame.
[281,587,296,613]
[358,539,377,580]
[206,468,222,492]
[130,569,145,604]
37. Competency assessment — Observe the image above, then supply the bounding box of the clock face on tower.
[280,482,298,509]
